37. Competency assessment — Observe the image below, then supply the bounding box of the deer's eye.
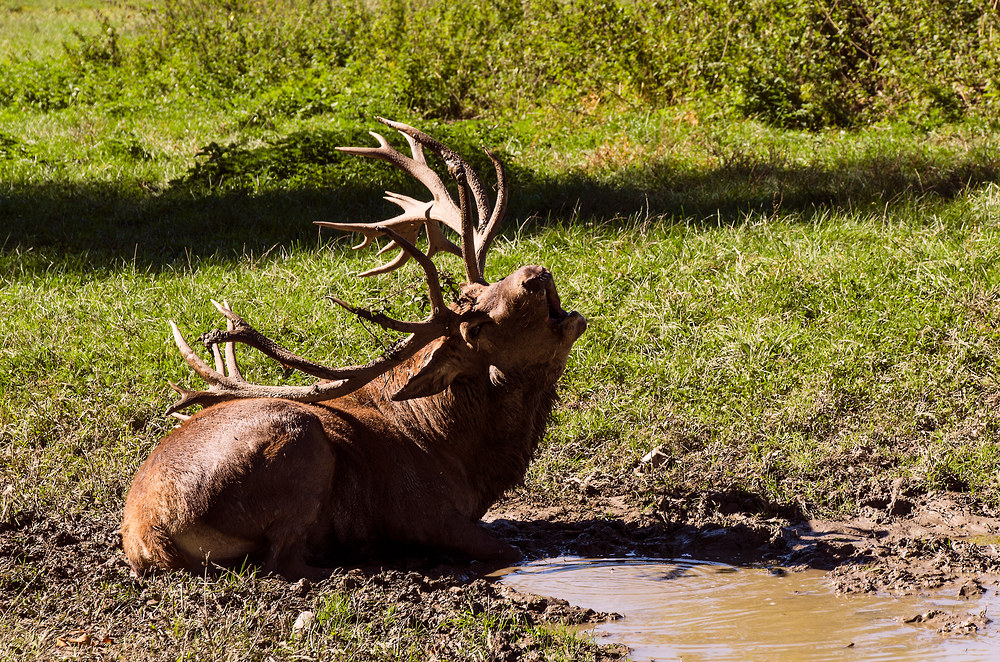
[467,324,483,338]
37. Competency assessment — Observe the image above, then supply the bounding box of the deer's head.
[391,264,586,400]
[166,119,585,415]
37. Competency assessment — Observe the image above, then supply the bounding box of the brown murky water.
[501,557,1000,661]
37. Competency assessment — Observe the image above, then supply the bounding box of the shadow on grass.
[523,149,1000,223]
[3,142,999,273]
[0,182,386,271]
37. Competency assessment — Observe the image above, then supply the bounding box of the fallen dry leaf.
[55,631,93,647]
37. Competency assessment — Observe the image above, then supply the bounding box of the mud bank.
[3,486,999,660]
[489,489,1000,597]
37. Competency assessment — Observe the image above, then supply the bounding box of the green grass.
[0,0,121,60]
[532,201,1000,512]
[4,0,1000,659]
[5,179,1000,518]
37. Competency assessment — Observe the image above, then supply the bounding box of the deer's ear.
[392,342,465,401]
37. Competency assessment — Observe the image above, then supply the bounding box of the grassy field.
[3,0,1000,659]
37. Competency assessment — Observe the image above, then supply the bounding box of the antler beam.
[166,120,509,415]
[166,228,458,415]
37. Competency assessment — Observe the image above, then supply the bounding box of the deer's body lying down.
[123,267,584,578]
[121,121,586,579]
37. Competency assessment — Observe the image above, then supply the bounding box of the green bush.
[0,61,79,111]
[7,0,1000,127]
[174,121,517,194]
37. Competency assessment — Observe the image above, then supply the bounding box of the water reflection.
[501,558,999,661]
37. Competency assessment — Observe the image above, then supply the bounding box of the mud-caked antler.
[166,120,507,415]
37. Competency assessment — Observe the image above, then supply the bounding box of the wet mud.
[3,484,1000,659]
[486,489,1000,597]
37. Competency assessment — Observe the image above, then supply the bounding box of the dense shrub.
[173,121,518,194]
[0,61,80,111]
[7,0,1000,127]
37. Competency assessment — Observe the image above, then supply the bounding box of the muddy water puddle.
[501,557,1000,661]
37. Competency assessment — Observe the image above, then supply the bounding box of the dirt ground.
[4,474,1000,660]
[488,480,1000,640]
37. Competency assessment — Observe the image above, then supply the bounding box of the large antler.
[166,120,506,416]
[166,228,464,416]
[318,117,507,284]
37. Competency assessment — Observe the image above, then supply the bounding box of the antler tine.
[317,194,462,278]
[446,162,483,284]
[373,119,492,283]
[167,309,242,420]
[166,320,242,416]
[376,118,491,230]
[217,300,243,379]
[381,226,448,314]
[335,131,417,175]
[316,216,419,278]
[317,224,447,315]
[335,130,460,225]
[383,192,462,257]
[171,320,227,385]
[210,337,225,373]
[476,148,508,275]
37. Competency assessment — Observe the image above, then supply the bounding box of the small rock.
[290,578,311,597]
[292,610,316,634]
[636,447,671,473]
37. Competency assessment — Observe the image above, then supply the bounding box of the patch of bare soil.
[0,509,626,661]
[4,482,1000,659]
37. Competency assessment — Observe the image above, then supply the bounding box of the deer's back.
[121,395,477,574]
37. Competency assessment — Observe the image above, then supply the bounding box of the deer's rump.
[122,399,346,573]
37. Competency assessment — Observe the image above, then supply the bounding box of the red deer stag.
[121,119,587,579]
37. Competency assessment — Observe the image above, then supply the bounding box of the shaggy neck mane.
[357,346,560,517]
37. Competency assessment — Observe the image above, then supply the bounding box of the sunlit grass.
[0,0,141,60]
[5,195,1000,522]
[527,199,1000,512]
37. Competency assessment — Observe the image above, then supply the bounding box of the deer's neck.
[367,359,559,518]
[446,368,558,515]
